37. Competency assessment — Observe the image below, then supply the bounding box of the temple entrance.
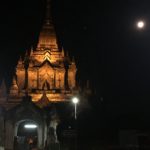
[42,80,50,90]
[14,120,38,150]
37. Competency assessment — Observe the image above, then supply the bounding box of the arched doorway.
[14,120,38,150]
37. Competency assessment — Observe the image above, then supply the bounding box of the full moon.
[137,21,145,29]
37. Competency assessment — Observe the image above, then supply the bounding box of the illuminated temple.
[0,0,78,109]
[0,0,91,149]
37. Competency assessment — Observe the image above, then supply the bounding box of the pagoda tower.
[0,1,92,150]
[3,0,78,108]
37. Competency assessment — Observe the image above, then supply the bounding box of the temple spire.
[37,0,58,49]
[45,0,53,25]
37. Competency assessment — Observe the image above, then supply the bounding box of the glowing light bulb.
[72,97,79,104]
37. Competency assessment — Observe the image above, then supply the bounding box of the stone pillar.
[5,120,14,150]
[44,122,48,148]
[37,69,39,89]
[64,68,69,90]
[54,69,56,88]
[38,124,44,149]
[47,119,59,144]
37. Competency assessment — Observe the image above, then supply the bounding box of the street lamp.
[72,97,79,120]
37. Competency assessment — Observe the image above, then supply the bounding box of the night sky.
[1,0,150,125]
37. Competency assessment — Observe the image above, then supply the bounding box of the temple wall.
[56,70,65,89]
[28,69,37,89]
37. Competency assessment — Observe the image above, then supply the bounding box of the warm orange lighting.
[9,5,77,107]
[44,52,51,61]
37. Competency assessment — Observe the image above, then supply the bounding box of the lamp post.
[72,97,79,150]
[72,97,79,120]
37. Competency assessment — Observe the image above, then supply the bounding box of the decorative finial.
[9,75,19,95]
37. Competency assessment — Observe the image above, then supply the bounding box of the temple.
[0,0,91,149]
[0,1,148,150]
[0,0,78,109]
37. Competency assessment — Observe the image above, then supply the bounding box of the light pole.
[72,97,79,150]
[72,97,79,120]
